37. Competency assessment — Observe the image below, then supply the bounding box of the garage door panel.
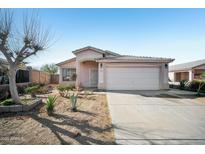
[106,67,160,90]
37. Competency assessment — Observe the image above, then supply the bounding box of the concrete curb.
[0,99,42,113]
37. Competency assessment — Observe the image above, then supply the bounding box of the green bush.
[189,80,205,92]
[70,94,78,112]
[45,95,57,115]
[0,99,15,106]
[57,85,73,91]
[25,85,41,97]
[179,80,188,90]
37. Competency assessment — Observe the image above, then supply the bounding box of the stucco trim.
[56,57,76,66]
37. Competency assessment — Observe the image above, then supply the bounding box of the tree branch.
[0,59,9,73]
[0,9,14,64]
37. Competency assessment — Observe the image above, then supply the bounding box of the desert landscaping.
[0,85,115,145]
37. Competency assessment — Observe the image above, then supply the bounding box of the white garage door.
[106,67,160,90]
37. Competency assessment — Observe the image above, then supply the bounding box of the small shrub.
[0,99,15,106]
[70,94,78,112]
[37,86,51,94]
[45,95,57,115]
[184,81,191,90]
[57,85,65,92]
[196,72,205,96]
[189,80,205,91]
[25,85,41,98]
[57,85,75,97]
[179,80,188,90]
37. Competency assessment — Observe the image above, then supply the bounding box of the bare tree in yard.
[0,10,51,104]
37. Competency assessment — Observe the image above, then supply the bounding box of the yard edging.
[0,99,42,113]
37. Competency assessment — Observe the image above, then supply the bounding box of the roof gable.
[72,46,120,56]
[56,57,76,66]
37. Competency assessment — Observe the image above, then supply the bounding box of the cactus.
[70,93,78,112]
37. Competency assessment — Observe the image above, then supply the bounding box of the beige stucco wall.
[75,50,103,62]
[159,64,169,89]
[79,61,98,87]
[75,49,103,87]
[58,60,76,85]
[169,72,175,82]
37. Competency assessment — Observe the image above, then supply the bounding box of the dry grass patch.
[0,93,115,145]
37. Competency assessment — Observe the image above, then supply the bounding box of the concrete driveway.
[107,90,205,144]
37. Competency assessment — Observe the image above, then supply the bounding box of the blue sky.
[11,9,205,68]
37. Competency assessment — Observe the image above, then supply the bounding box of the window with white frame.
[62,68,76,81]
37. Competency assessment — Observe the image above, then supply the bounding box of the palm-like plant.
[45,95,57,115]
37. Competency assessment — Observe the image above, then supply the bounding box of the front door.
[90,69,98,87]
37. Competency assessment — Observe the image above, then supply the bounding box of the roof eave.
[169,68,192,72]
[96,59,174,63]
[56,58,76,66]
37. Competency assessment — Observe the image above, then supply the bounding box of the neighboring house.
[56,46,174,90]
[169,59,205,82]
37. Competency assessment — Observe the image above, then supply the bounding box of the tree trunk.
[197,82,205,96]
[8,67,21,104]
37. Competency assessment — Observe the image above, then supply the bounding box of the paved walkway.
[107,90,205,144]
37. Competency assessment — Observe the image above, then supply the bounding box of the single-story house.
[56,46,174,90]
[169,59,205,82]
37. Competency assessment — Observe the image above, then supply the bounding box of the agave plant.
[45,95,57,115]
[70,93,78,112]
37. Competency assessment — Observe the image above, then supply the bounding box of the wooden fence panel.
[31,70,53,84]
[50,74,59,84]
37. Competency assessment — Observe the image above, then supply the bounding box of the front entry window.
[62,68,76,81]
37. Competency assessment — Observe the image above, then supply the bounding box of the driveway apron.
[106,91,205,145]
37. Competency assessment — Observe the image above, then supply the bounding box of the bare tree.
[0,9,51,104]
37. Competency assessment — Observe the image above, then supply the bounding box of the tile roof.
[57,46,174,65]
[96,55,174,63]
[169,59,205,71]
